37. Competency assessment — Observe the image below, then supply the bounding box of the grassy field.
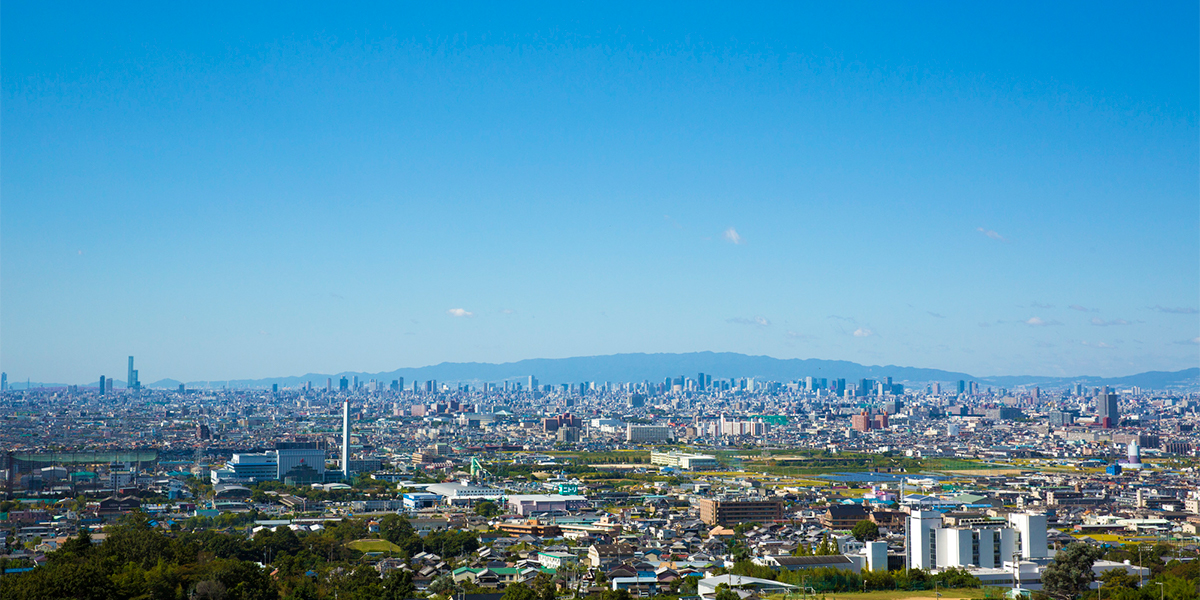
[346,538,404,553]
[766,590,994,600]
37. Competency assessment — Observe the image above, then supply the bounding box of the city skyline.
[3,4,1198,383]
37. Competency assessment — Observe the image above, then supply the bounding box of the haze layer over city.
[1,4,1198,600]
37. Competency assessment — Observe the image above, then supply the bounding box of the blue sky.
[3,2,1197,383]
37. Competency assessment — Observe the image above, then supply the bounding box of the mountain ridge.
[128,352,1199,391]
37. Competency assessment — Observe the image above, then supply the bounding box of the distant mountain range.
[10,352,1195,392]
[127,352,1197,392]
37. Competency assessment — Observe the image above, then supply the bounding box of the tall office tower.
[342,400,350,479]
[352,376,359,390]
[0,372,6,391]
[106,378,114,393]
[528,375,538,390]
[956,380,966,394]
[1097,393,1120,429]
[931,382,941,395]
[99,376,106,395]
[339,377,349,392]
[128,356,136,390]
[697,372,706,391]
[397,377,404,391]
[326,378,332,392]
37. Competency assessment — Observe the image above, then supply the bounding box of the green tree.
[600,589,632,600]
[1042,542,1104,600]
[475,501,501,518]
[850,520,880,542]
[383,569,417,600]
[714,584,740,600]
[503,582,538,600]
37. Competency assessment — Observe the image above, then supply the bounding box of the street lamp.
[1155,581,1164,600]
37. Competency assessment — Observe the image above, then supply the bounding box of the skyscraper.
[128,356,136,390]
[342,400,350,480]
[99,375,105,395]
[0,372,6,391]
[1098,393,1120,428]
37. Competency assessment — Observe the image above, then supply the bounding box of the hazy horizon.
[3,4,1198,383]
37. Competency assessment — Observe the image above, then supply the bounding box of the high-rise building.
[1098,393,1119,428]
[0,372,6,391]
[339,377,349,392]
[99,375,106,395]
[528,375,538,391]
[128,356,138,390]
[956,380,966,394]
[342,400,350,479]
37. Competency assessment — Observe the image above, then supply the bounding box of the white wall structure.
[907,510,942,569]
[936,528,974,569]
[1008,513,1050,559]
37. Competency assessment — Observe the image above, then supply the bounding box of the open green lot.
[346,538,404,553]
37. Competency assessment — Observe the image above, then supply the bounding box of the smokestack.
[342,400,350,480]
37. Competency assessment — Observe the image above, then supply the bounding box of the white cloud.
[447,308,474,318]
[853,328,874,337]
[1152,305,1199,314]
[1025,317,1061,326]
[723,227,743,244]
[976,227,1007,241]
[1081,341,1114,348]
[1069,305,1097,312]
[727,316,770,327]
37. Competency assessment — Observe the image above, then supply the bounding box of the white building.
[650,451,720,471]
[425,482,505,505]
[1008,512,1050,559]
[626,425,672,443]
[908,510,1042,570]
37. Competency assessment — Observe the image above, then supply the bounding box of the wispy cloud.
[1025,317,1062,326]
[826,315,857,323]
[977,227,1007,242]
[853,327,875,337]
[1176,337,1200,345]
[1151,305,1199,314]
[927,312,946,319]
[1030,302,1055,309]
[723,227,743,244]
[1090,317,1130,326]
[500,308,516,315]
[1069,304,1097,312]
[663,214,683,230]
[447,308,474,318]
[1081,341,1114,348]
[785,331,814,340]
[727,316,770,327]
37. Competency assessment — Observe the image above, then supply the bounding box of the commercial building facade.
[698,498,783,526]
